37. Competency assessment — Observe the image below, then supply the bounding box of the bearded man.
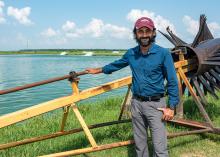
[86,17,179,157]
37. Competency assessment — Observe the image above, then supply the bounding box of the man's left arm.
[159,50,180,120]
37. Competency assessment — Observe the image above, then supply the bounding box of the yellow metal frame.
[1,57,208,157]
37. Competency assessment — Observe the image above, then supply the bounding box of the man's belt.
[133,93,164,102]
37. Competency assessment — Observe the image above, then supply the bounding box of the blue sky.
[0,0,220,50]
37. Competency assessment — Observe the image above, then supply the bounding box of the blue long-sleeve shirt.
[102,43,179,109]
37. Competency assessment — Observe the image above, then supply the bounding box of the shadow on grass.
[168,136,202,150]
[183,98,220,121]
[199,133,220,142]
[37,124,134,156]
[126,140,155,157]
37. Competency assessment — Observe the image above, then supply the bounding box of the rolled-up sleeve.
[102,52,129,74]
[163,50,179,109]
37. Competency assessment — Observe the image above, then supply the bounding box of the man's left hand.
[157,108,174,121]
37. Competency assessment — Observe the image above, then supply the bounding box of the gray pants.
[131,97,168,157]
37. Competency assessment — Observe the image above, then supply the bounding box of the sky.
[0,0,220,51]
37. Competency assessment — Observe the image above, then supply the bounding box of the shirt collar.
[135,43,157,55]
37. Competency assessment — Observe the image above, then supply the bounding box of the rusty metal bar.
[0,117,213,150]
[60,106,70,132]
[192,77,208,106]
[0,59,195,96]
[0,76,132,129]
[40,140,135,157]
[0,71,88,95]
[175,73,184,118]
[212,127,220,134]
[169,118,210,129]
[118,84,131,120]
[0,119,131,150]
[71,104,98,147]
[167,128,212,138]
[40,128,212,157]
[178,68,214,127]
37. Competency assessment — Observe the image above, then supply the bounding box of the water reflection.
[0,55,131,115]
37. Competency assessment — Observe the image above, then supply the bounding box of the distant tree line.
[19,49,127,52]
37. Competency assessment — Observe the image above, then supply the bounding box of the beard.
[137,36,154,47]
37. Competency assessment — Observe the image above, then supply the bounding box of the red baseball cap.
[134,17,155,30]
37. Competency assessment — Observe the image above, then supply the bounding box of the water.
[0,55,131,115]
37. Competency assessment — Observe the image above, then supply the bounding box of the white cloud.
[208,22,220,36]
[0,1,4,8]
[40,18,132,47]
[41,28,58,37]
[61,20,79,38]
[0,0,6,23]
[182,16,198,36]
[7,6,33,25]
[183,15,220,36]
[58,18,131,39]
[126,9,176,33]
[75,18,131,39]
[40,28,67,46]
[104,24,131,39]
[82,18,104,37]
[209,22,220,30]
[65,32,79,38]
[62,20,75,32]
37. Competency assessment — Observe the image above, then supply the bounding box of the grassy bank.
[0,50,125,56]
[0,94,220,157]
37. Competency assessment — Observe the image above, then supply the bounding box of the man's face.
[136,27,154,47]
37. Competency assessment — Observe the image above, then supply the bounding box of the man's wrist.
[169,105,175,110]
[100,67,104,73]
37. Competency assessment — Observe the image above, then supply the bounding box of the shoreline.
[0,51,125,56]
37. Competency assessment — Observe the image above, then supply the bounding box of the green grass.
[0,94,220,157]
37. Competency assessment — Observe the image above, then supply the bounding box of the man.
[86,17,179,157]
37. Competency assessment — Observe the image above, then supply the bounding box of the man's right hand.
[157,107,174,121]
[85,68,102,74]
